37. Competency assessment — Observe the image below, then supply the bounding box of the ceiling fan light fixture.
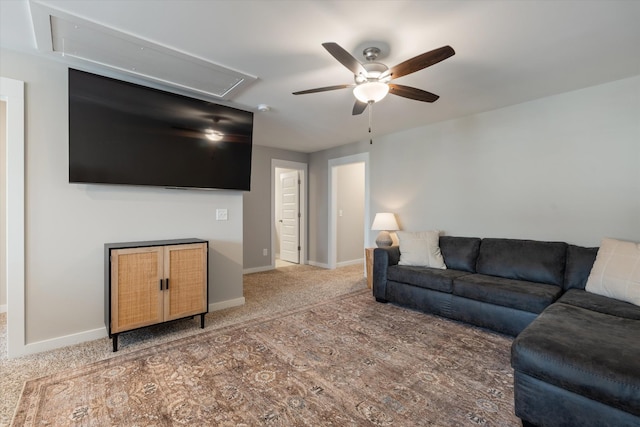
[353,81,389,103]
[205,129,224,141]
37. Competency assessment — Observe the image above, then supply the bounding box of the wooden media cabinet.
[105,238,208,351]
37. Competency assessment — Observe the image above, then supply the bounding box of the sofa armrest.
[373,246,400,301]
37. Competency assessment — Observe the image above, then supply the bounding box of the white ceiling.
[1,0,639,153]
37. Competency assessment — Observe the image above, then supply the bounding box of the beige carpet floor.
[0,264,366,426]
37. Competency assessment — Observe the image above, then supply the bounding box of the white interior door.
[279,170,300,263]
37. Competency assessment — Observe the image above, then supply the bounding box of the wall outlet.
[263,248,268,256]
[216,208,228,220]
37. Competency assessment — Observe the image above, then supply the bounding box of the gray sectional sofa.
[372,237,640,427]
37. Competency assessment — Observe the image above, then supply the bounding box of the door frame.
[1,77,26,358]
[328,153,370,270]
[271,159,307,268]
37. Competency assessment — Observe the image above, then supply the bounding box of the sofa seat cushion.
[512,303,640,417]
[387,265,471,293]
[453,274,562,314]
[558,289,640,320]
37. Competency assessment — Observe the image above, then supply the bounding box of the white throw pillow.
[397,230,446,269]
[585,237,640,306]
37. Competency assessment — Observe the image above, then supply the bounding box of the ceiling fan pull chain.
[369,101,373,144]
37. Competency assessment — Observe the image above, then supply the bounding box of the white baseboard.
[307,260,329,269]
[11,296,246,358]
[308,259,363,270]
[21,327,108,357]
[209,297,245,312]
[243,265,274,274]
[336,257,364,268]
[0,304,6,314]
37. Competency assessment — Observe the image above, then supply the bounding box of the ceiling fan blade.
[389,84,440,102]
[322,42,367,76]
[388,45,455,80]
[292,84,353,95]
[352,100,368,115]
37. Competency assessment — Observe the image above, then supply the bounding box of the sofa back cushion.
[439,236,481,273]
[585,237,640,307]
[476,238,567,286]
[564,244,598,291]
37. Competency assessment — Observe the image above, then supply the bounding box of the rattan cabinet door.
[111,246,164,333]
[164,243,208,321]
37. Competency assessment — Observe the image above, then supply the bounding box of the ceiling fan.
[293,42,455,115]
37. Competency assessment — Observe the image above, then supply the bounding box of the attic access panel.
[30,2,256,100]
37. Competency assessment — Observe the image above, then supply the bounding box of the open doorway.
[328,153,370,270]
[271,160,307,269]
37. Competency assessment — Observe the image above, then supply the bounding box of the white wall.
[370,75,640,247]
[1,49,244,351]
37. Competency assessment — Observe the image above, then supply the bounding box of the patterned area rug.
[12,290,519,426]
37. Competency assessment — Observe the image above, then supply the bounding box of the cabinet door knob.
[159,279,163,290]
[165,278,170,290]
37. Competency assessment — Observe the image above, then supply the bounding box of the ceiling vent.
[29,1,257,100]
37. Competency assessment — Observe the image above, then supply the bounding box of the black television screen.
[69,68,253,190]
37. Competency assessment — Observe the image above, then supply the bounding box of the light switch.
[216,208,228,221]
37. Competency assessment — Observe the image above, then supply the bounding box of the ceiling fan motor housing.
[355,62,390,84]
[354,48,391,103]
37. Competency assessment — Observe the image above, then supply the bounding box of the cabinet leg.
[200,314,206,329]
[112,334,118,352]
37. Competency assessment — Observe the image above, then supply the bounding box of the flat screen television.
[68,68,253,190]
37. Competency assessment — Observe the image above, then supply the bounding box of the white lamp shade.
[371,212,399,231]
[353,82,389,103]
